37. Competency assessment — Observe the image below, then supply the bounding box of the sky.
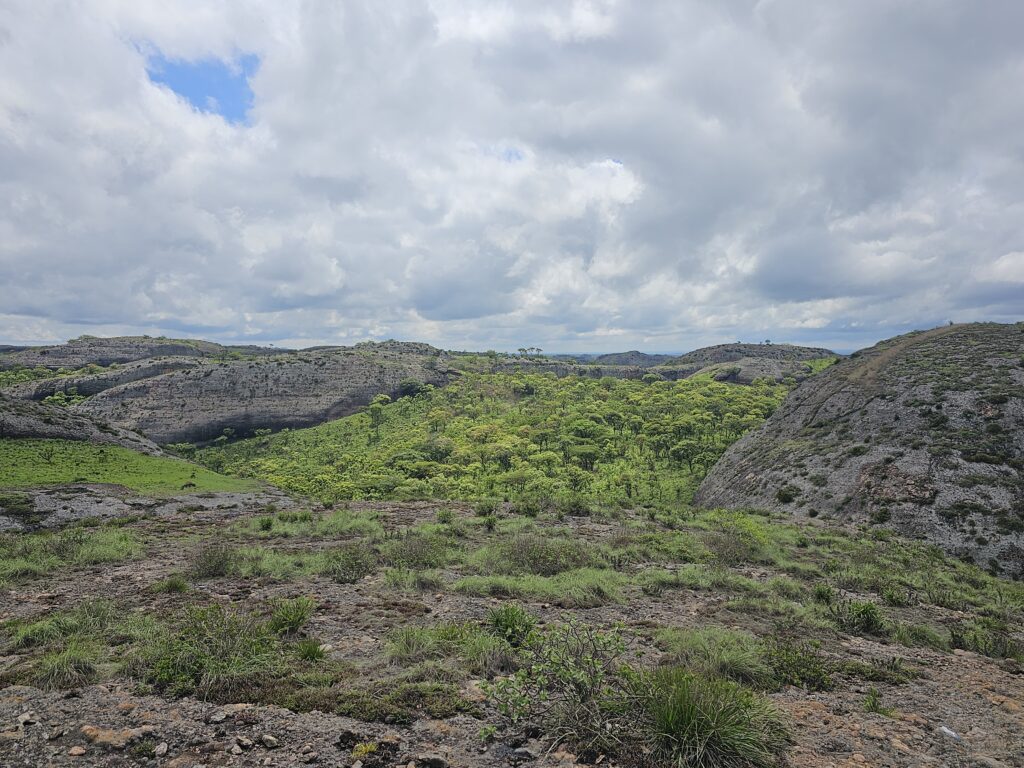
[1,1,1023,354]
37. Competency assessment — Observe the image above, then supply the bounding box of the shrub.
[812,583,835,605]
[656,627,773,689]
[150,574,190,594]
[34,639,100,689]
[387,624,514,676]
[762,639,833,692]
[381,532,453,569]
[190,543,241,578]
[474,499,499,516]
[267,597,316,635]
[472,533,602,576]
[892,622,949,651]
[704,512,770,565]
[384,568,444,593]
[949,618,1023,660]
[831,600,887,636]
[436,509,454,525]
[486,604,537,647]
[645,667,790,768]
[325,543,377,584]
[141,605,277,698]
[293,638,326,662]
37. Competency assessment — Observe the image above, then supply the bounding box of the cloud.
[0,0,1021,352]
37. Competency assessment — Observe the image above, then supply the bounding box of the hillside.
[0,335,283,370]
[666,342,838,367]
[696,323,1024,576]
[591,350,674,367]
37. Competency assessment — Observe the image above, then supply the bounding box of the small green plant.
[293,638,326,662]
[150,574,190,594]
[762,638,833,692]
[831,599,887,636]
[645,667,790,768]
[267,597,316,635]
[656,627,773,689]
[190,543,240,579]
[436,508,454,525]
[863,686,894,716]
[325,543,377,584]
[812,583,835,605]
[34,639,100,689]
[486,603,537,647]
[140,605,277,699]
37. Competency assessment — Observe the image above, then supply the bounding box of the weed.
[150,574,190,594]
[863,686,894,716]
[762,639,833,691]
[486,604,537,647]
[267,597,316,635]
[656,627,773,689]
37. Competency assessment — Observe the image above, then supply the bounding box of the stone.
[154,742,168,756]
[68,746,87,756]
[260,734,280,749]
[417,754,449,768]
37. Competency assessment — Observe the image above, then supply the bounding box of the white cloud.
[0,0,1022,353]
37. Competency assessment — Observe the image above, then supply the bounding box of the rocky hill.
[0,335,283,370]
[591,350,674,367]
[0,393,161,455]
[71,344,452,444]
[666,342,837,367]
[695,323,1024,576]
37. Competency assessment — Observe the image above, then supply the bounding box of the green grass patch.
[0,438,256,494]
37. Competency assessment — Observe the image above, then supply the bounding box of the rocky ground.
[1,500,1020,768]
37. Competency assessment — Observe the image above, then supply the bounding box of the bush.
[293,638,326,662]
[267,597,316,635]
[325,543,377,584]
[190,543,241,578]
[486,604,537,647]
[656,627,774,689]
[831,600,887,636]
[34,640,101,689]
[762,639,833,692]
[141,605,278,698]
[645,667,790,768]
[150,574,190,594]
[381,532,453,569]
[472,533,603,576]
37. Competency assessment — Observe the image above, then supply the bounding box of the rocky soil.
[1,501,1021,768]
[696,323,1024,577]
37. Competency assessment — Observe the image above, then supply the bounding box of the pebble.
[17,712,37,727]
[208,710,227,724]
[260,734,280,748]
[417,754,448,768]
[68,746,87,756]
[154,742,168,756]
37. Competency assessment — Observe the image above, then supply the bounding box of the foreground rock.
[696,322,1024,576]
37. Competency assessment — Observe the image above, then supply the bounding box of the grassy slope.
[197,372,789,505]
[0,438,257,494]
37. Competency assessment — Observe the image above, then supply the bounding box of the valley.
[0,327,1021,768]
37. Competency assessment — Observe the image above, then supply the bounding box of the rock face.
[4,358,200,400]
[0,335,282,370]
[695,323,1024,576]
[72,344,453,444]
[0,393,161,455]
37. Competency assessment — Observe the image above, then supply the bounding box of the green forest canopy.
[198,372,789,507]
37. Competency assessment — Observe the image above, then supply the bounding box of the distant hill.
[591,351,674,367]
[667,342,836,367]
[695,323,1024,576]
[0,335,284,370]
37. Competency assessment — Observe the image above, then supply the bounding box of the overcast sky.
[1,1,1023,353]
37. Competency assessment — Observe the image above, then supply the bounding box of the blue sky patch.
[147,53,258,124]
